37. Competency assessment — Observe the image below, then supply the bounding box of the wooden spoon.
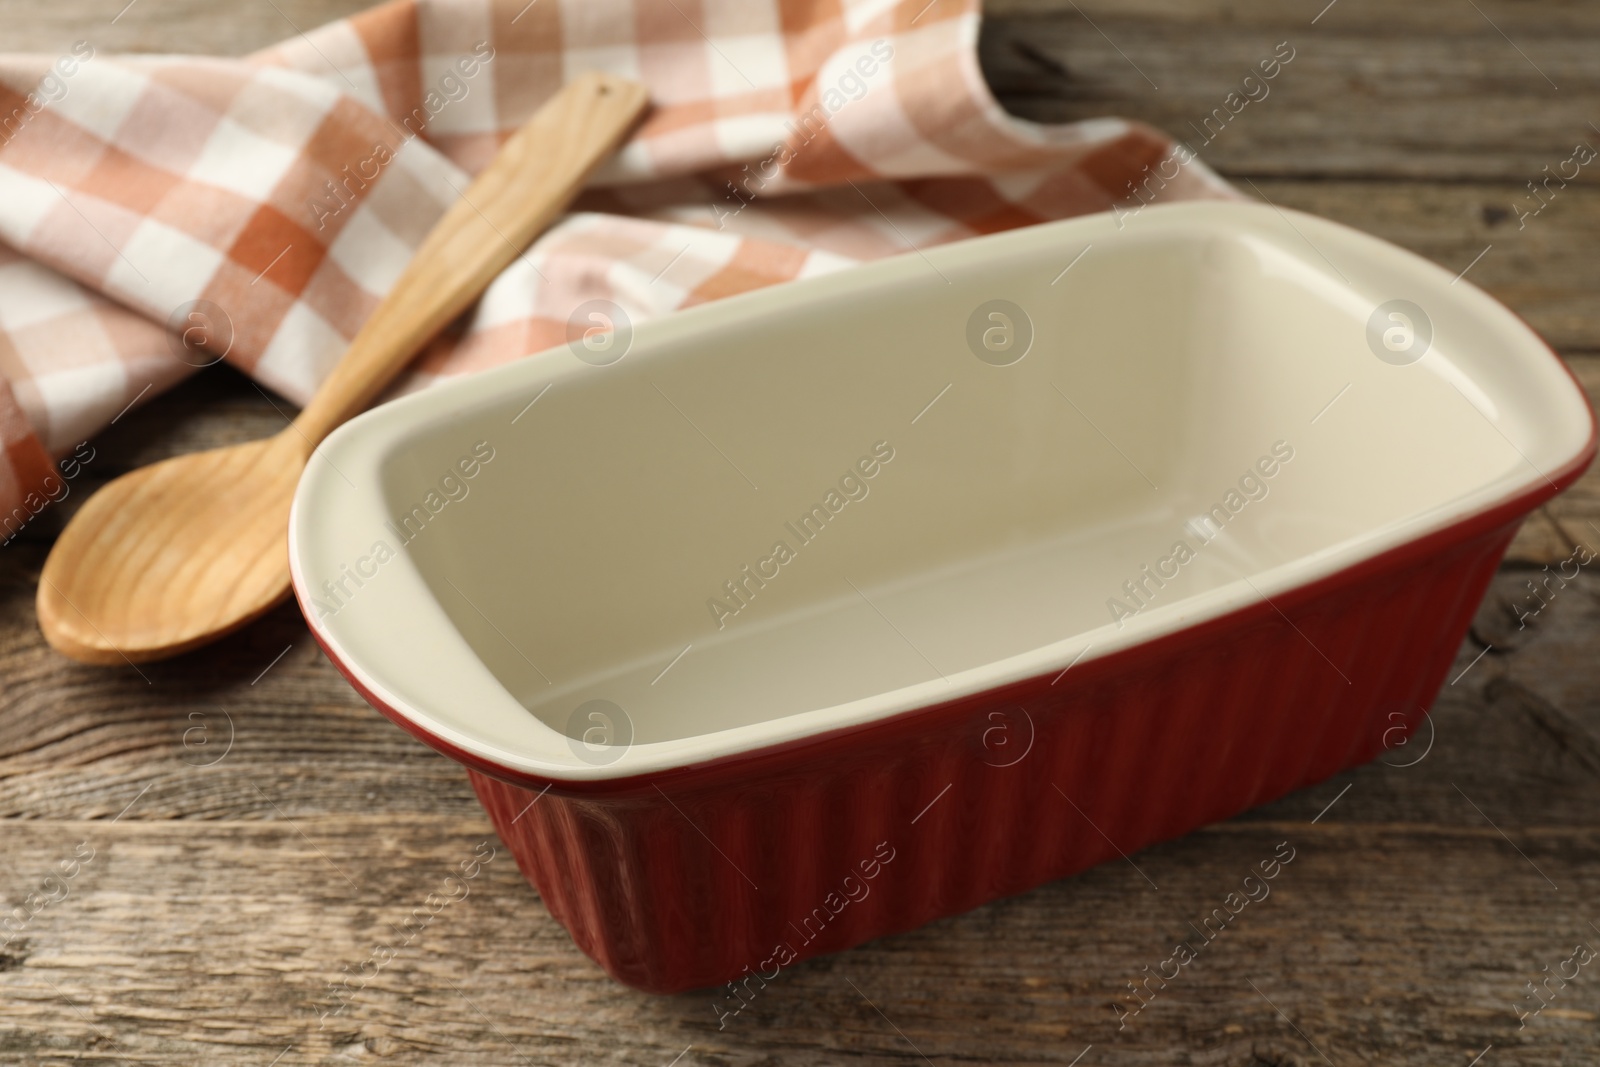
[38,72,649,665]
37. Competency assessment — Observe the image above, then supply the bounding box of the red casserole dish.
[288,202,1595,993]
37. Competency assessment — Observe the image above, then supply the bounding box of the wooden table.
[5,2,1600,1063]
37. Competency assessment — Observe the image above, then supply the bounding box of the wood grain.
[3,2,1600,1065]
[981,0,1600,181]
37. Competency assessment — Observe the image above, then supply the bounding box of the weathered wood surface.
[3,1,1600,1064]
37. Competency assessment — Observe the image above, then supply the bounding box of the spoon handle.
[292,71,649,444]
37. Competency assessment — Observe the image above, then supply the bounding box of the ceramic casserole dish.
[288,200,1595,993]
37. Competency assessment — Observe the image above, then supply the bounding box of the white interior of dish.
[289,202,1593,780]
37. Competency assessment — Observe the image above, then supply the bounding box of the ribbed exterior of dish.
[466,519,1516,994]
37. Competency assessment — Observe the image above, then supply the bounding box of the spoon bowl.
[38,435,306,663]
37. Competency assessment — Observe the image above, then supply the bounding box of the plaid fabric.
[0,0,1234,538]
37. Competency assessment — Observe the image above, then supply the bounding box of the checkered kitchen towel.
[0,0,1234,536]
